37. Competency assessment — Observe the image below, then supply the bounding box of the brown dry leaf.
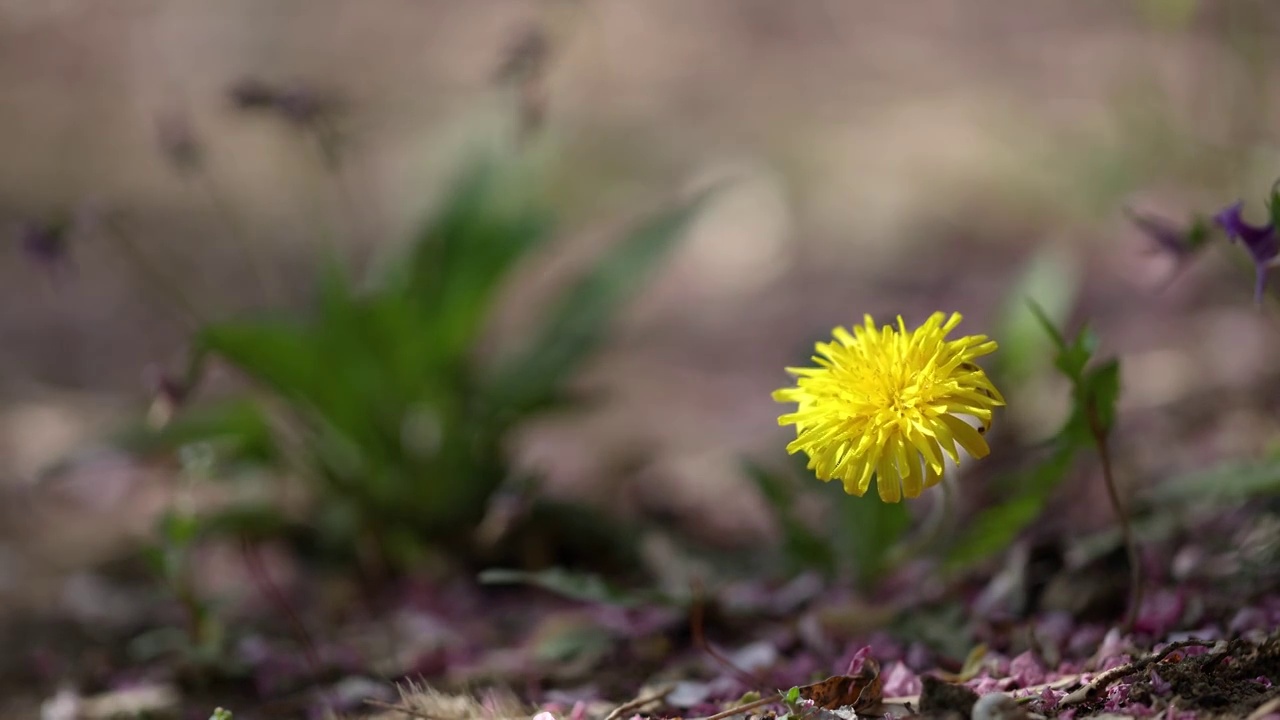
[796,658,883,711]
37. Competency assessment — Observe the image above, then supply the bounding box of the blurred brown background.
[2,0,1279,614]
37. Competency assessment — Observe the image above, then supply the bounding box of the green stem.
[194,173,280,306]
[895,475,955,562]
[1089,409,1141,631]
[101,216,209,329]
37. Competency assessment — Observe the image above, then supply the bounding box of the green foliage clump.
[126,156,708,569]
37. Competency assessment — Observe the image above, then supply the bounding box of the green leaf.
[1081,359,1121,433]
[1027,301,1068,354]
[478,568,667,607]
[388,155,554,357]
[995,249,1080,385]
[158,510,201,547]
[1149,453,1280,504]
[945,441,1076,570]
[197,321,323,407]
[837,486,911,587]
[785,687,801,704]
[193,503,300,541]
[744,460,837,577]
[111,398,277,466]
[485,189,714,419]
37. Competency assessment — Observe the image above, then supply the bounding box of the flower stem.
[194,172,280,306]
[100,215,208,329]
[895,475,955,562]
[1088,410,1141,631]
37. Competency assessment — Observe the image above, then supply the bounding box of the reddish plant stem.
[1088,409,1141,632]
[241,536,324,680]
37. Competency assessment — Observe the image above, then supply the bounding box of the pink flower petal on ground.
[1009,651,1046,687]
[967,676,1004,695]
[1149,668,1172,695]
[1231,607,1268,634]
[1104,683,1130,711]
[844,645,873,675]
[1134,589,1187,636]
[1096,628,1127,660]
[1037,687,1065,712]
[881,661,921,697]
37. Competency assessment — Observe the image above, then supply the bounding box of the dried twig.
[1059,639,1221,707]
[690,580,769,690]
[604,686,674,720]
[690,693,784,720]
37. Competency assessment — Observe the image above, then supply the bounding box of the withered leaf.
[796,658,883,711]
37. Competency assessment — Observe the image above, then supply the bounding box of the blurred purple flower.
[1214,201,1280,305]
[144,364,193,429]
[17,219,70,272]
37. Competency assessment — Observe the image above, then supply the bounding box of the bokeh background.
[2,0,1280,635]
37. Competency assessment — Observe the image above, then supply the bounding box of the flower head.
[773,312,1004,502]
[1214,201,1279,305]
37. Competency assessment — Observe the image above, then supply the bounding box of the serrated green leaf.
[832,479,911,587]
[757,464,839,577]
[945,442,1075,570]
[485,190,714,419]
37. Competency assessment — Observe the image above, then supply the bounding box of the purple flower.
[17,219,69,270]
[1214,201,1280,305]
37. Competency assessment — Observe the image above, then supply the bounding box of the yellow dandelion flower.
[773,312,1004,503]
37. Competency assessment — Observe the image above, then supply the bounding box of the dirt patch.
[917,675,979,719]
[1115,635,1280,718]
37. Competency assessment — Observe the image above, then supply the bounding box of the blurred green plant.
[745,457,910,589]
[129,444,227,670]
[123,156,710,570]
[945,305,1125,602]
